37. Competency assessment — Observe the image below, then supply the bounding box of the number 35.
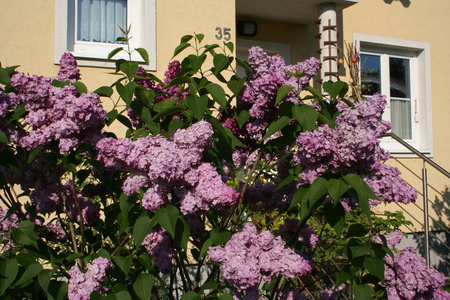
[215,27,231,41]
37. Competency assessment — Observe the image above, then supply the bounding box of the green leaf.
[47,280,67,300]
[0,130,9,144]
[323,202,345,236]
[117,115,133,130]
[11,263,42,288]
[292,105,318,132]
[301,177,328,220]
[174,216,191,252]
[336,270,352,286]
[210,229,231,245]
[327,178,349,202]
[227,78,246,97]
[289,186,308,211]
[205,83,227,109]
[132,214,155,248]
[236,58,253,74]
[305,86,323,101]
[133,273,153,300]
[130,101,153,125]
[107,47,124,61]
[153,98,178,113]
[202,44,220,54]
[323,80,348,99]
[114,256,132,276]
[164,76,191,89]
[107,109,119,125]
[275,85,294,105]
[261,116,291,141]
[72,81,88,94]
[173,42,191,58]
[225,41,234,53]
[155,205,179,238]
[181,35,194,43]
[188,54,207,73]
[135,48,149,65]
[12,220,37,248]
[213,54,231,75]
[195,33,205,43]
[199,238,214,258]
[343,174,377,217]
[120,62,139,79]
[168,118,183,135]
[38,269,52,292]
[0,259,18,295]
[364,257,385,281]
[0,68,10,85]
[116,81,137,105]
[235,109,250,129]
[199,281,219,294]
[187,95,209,120]
[347,224,370,237]
[348,239,371,258]
[115,290,132,300]
[115,59,127,73]
[181,291,201,300]
[94,86,114,97]
[352,284,374,300]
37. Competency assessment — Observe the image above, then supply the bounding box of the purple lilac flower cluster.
[142,227,174,274]
[7,53,107,154]
[221,47,320,143]
[208,223,312,293]
[293,94,417,205]
[68,257,112,300]
[96,121,239,214]
[375,231,450,300]
[57,52,81,83]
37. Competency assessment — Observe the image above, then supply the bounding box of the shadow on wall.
[383,0,411,7]
[409,186,450,276]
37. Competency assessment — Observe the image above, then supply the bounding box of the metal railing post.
[422,161,430,267]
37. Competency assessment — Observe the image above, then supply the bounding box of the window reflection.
[361,54,381,95]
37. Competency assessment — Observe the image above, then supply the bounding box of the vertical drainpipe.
[318,3,339,83]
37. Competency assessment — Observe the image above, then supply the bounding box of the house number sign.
[215,27,231,41]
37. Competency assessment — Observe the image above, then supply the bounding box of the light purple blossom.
[96,121,238,214]
[208,223,312,292]
[375,232,450,299]
[293,94,417,206]
[57,52,81,83]
[68,257,112,300]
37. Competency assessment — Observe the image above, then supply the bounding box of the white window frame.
[55,0,156,70]
[354,33,433,157]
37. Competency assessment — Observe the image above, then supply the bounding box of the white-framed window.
[354,33,433,156]
[54,0,156,70]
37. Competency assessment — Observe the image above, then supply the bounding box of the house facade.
[1,0,448,274]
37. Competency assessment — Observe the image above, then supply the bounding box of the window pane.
[391,99,412,139]
[389,57,410,98]
[361,54,381,95]
[77,0,127,43]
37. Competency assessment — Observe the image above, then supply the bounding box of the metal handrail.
[382,132,450,267]
[382,133,450,178]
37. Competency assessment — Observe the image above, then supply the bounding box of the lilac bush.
[0,34,445,300]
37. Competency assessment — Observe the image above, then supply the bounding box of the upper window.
[354,34,433,156]
[55,0,156,70]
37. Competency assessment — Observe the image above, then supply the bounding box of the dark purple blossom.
[142,228,174,274]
